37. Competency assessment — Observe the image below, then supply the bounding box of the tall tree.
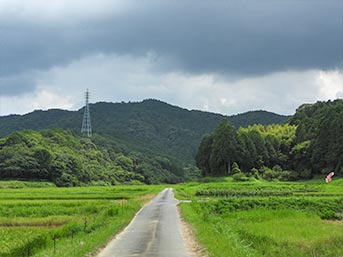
[195,134,214,176]
[237,131,257,171]
[210,119,239,175]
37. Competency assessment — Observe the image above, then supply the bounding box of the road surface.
[97,188,191,257]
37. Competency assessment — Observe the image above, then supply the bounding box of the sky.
[0,0,342,116]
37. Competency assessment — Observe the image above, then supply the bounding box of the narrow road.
[97,188,191,257]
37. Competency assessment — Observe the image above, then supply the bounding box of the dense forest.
[0,129,189,186]
[0,100,289,186]
[196,99,343,180]
[1,99,340,185]
[0,99,289,163]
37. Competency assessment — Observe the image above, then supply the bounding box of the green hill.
[0,129,187,185]
[0,99,289,163]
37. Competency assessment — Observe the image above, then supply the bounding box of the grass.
[2,178,343,256]
[0,180,56,189]
[0,184,163,257]
[175,177,343,257]
[227,209,343,256]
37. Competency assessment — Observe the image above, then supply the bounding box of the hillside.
[0,99,289,163]
[0,129,185,185]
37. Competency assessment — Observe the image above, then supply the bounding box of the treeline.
[0,129,187,186]
[196,120,298,180]
[196,99,343,180]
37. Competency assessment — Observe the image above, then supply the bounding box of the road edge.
[177,205,209,257]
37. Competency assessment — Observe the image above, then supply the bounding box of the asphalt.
[97,188,191,257]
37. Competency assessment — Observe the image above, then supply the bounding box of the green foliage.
[232,172,249,182]
[290,99,343,176]
[231,162,241,174]
[250,168,260,179]
[0,129,182,186]
[0,100,289,165]
[195,134,213,176]
[210,119,240,175]
[196,120,297,178]
[197,100,343,180]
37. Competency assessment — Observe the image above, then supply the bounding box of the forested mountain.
[196,99,343,180]
[1,99,340,183]
[0,99,289,163]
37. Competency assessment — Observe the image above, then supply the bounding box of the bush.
[250,168,260,179]
[231,162,241,174]
[262,167,280,181]
[232,172,249,182]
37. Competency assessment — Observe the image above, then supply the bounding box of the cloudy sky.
[0,0,342,116]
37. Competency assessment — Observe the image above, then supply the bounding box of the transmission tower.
[81,89,92,137]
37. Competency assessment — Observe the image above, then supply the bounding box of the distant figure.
[325,172,334,183]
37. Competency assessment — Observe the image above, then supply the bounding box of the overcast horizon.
[0,0,342,116]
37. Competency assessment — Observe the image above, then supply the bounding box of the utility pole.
[81,89,92,137]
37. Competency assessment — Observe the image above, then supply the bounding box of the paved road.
[97,188,191,257]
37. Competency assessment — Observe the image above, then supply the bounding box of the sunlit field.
[0,183,162,257]
[176,178,343,257]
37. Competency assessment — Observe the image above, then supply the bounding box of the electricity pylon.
[81,89,92,137]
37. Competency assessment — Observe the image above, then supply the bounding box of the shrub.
[250,168,260,179]
[262,167,280,181]
[231,162,241,174]
[232,173,249,182]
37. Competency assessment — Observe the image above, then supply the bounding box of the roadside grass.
[176,177,343,257]
[0,184,163,257]
[180,202,259,257]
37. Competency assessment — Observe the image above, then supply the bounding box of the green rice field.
[1,178,343,257]
[175,177,343,257]
[0,183,162,257]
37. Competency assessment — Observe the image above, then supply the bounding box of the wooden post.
[84,219,87,232]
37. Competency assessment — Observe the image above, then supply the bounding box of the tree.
[33,148,52,177]
[195,134,213,176]
[114,155,134,172]
[210,119,239,175]
[237,131,257,171]
[247,130,268,168]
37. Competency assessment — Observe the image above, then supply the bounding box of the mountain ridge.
[0,99,290,163]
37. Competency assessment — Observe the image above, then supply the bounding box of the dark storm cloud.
[0,0,342,95]
[103,0,343,74]
[0,72,36,96]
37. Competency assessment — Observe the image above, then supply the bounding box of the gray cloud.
[0,0,342,113]
[0,72,36,96]
[1,1,342,78]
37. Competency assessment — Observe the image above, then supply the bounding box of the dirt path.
[97,188,196,257]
